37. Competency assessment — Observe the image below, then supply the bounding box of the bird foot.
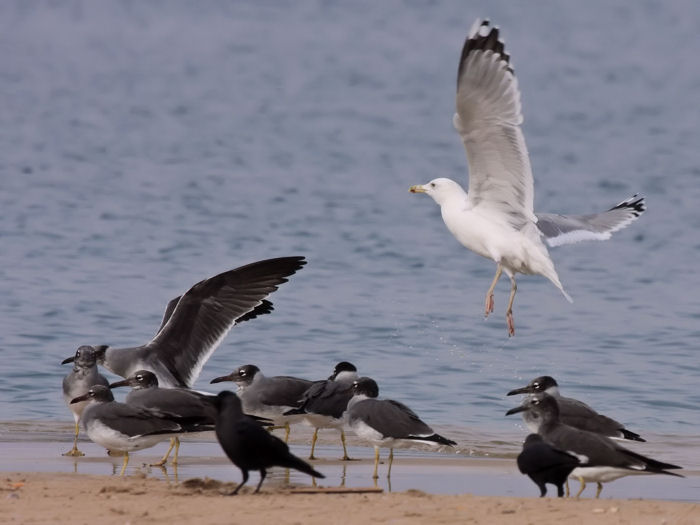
[340,456,356,461]
[506,311,515,337]
[484,294,495,317]
[308,454,317,460]
[62,448,84,457]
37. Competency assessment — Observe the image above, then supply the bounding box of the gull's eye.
[430,182,436,188]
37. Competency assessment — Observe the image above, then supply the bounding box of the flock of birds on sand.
[60,19,682,499]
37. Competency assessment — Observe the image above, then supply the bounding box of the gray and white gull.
[507,375,645,442]
[409,20,645,336]
[62,256,306,388]
[506,394,681,498]
[62,345,110,456]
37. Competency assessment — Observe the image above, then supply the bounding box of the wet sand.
[3,471,699,525]
[2,422,699,524]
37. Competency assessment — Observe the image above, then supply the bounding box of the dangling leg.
[574,476,586,498]
[484,264,503,317]
[340,430,352,461]
[595,482,603,499]
[372,446,380,479]
[230,469,249,495]
[152,437,177,466]
[254,468,267,494]
[309,428,319,460]
[119,451,130,476]
[505,273,517,336]
[387,448,394,478]
[63,421,85,457]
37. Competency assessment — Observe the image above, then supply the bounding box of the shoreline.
[3,471,699,525]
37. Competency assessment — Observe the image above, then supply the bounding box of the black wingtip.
[609,194,646,216]
[620,429,646,442]
[458,19,513,87]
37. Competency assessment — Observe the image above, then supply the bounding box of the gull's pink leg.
[505,273,517,336]
[484,264,503,317]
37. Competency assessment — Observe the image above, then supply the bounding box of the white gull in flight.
[410,20,645,336]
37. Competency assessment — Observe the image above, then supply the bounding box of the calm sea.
[1,0,699,482]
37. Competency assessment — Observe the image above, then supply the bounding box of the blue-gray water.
[1,0,699,481]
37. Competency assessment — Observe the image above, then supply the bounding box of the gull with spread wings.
[410,20,645,336]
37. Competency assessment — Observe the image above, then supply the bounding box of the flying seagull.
[62,256,306,387]
[506,394,682,498]
[507,375,645,442]
[409,20,645,335]
[212,390,324,495]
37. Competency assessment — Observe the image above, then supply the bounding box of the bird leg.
[151,437,177,467]
[340,430,352,461]
[62,422,85,457]
[372,446,380,479]
[309,428,319,459]
[484,264,503,317]
[230,470,249,495]
[595,482,603,499]
[119,452,130,476]
[284,422,291,443]
[505,273,517,336]
[387,448,394,479]
[574,476,586,498]
[254,468,267,494]
[565,479,570,497]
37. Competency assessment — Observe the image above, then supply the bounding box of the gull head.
[409,178,466,206]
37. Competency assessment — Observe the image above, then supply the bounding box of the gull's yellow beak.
[409,185,426,194]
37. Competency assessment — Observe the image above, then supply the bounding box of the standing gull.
[70,385,212,476]
[507,375,645,442]
[409,20,645,335]
[210,364,313,442]
[346,377,456,479]
[62,256,306,387]
[517,433,581,497]
[62,345,110,456]
[213,391,324,495]
[109,370,216,466]
[506,394,682,498]
[284,361,359,460]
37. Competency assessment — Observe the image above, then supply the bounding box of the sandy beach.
[3,471,700,525]
[2,424,699,525]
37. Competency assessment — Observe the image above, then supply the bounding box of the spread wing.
[537,194,646,247]
[454,20,535,230]
[144,256,306,387]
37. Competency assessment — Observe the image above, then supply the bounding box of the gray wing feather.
[350,399,433,438]
[537,195,645,247]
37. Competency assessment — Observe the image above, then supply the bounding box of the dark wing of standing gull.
[454,19,536,229]
[87,402,184,438]
[537,195,646,247]
[556,396,645,442]
[144,256,306,387]
[257,377,315,407]
[352,399,452,443]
